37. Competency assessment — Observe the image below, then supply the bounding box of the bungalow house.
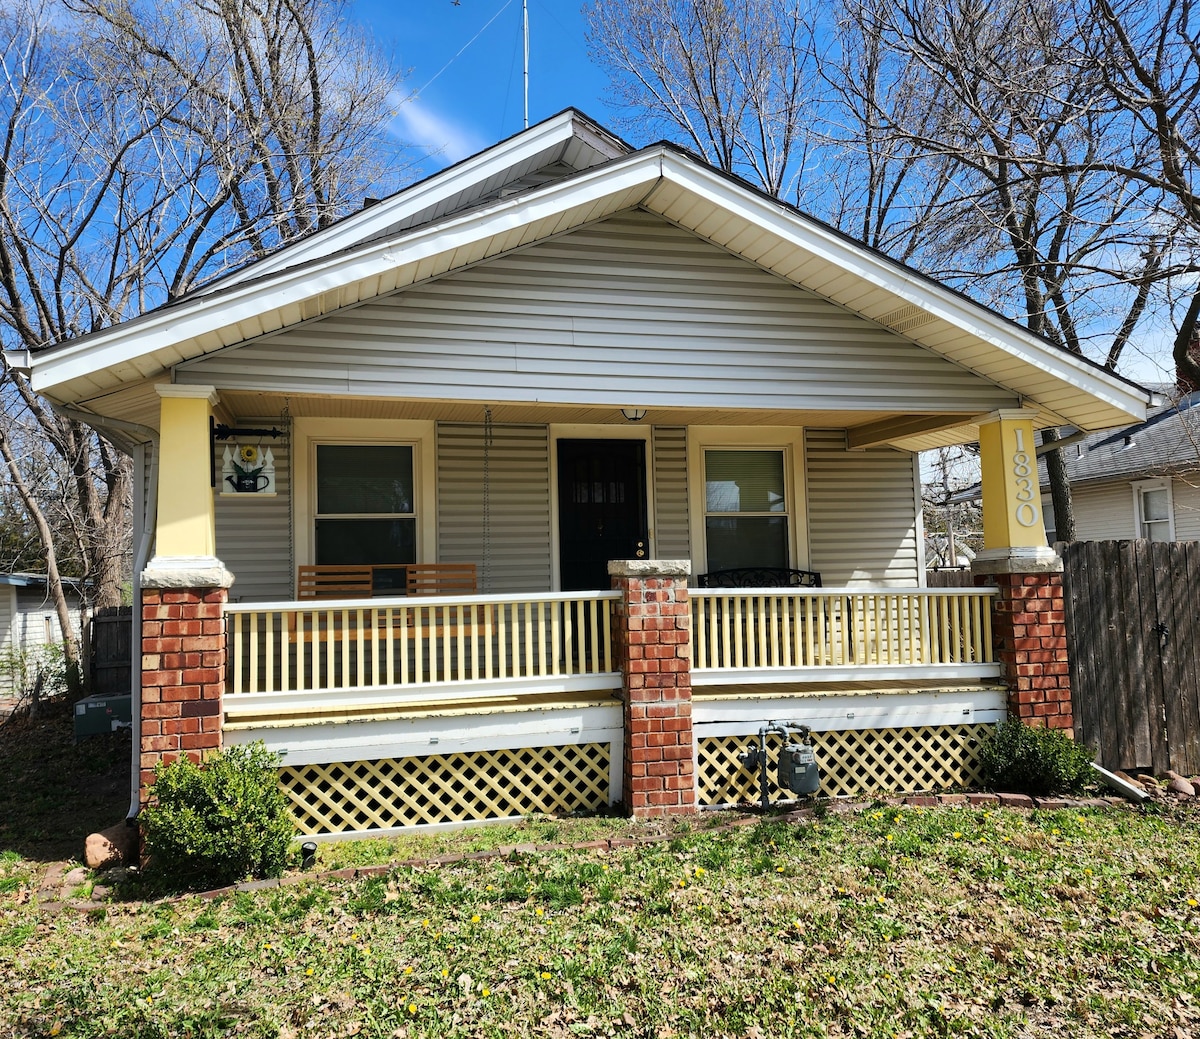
[18,111,1149,836]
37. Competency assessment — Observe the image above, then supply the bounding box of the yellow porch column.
[156,385,217,557]
[141,384,232,588]
[974,409,1058,570]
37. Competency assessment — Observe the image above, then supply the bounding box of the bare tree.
[585,0,820,199]
[0,0,406,673]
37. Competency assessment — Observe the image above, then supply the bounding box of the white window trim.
[685,426,809,576]
[1132,478,1174,541]
[292,418,437,574]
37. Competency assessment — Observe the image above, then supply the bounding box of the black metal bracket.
[210,418,283,487]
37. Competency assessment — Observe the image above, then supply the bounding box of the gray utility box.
[74,693,132,739]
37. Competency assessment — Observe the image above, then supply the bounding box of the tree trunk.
[1041,427,1076,544]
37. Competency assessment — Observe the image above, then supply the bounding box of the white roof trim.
[31,130,1149,431]
[650,154,1149,423]
[205,110,628,292]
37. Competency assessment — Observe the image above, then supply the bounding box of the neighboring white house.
[1042,391,1200,542]
[0,573,85,697]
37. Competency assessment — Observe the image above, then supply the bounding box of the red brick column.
[977,568,1072,730]
[609,560,696,818]
[139,587,228,801]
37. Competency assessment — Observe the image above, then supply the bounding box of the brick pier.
[609,560,696,818]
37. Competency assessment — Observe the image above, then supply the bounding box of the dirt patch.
[0,699,131,863]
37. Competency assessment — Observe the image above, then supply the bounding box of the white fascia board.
[31,152,665,396]
[209,111,629,291]
[650,154,1150,426]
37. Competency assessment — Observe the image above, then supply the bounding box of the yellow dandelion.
[408,1004,417,1015]
[471,914,482,923]
[305,967,314,977]
[540,971,552,980]
[50,1027,62,1037]
[876,895,886,903]
[421,919,430,929]
[885,835,893,842]
[1051,828,1060,835]
[146,997,153,1005]
[828,975,836,984]
[482,988,491,997]
[442,969,450,979]
[1188,899,1198,908]
[979,837,988,844]
[1002,836,1012,843]
[776,866,785,873]
[404,966,414,975]
[947,965,958,974]
[1083,868,1092,876]
[535,907,544,916]
[486,885,494,892]
[694,866,705,876]
[363,946,371,956]
[351,934,359,942]
[952,832,962,839]
[601,864,609,871]
[263,943,272,950]
[679,879,687,888]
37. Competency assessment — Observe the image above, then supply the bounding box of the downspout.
[52,406,159,822]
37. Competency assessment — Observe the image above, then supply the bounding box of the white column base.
[971,546,1062,575]
[141,555,235,590]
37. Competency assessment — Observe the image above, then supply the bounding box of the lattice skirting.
[697,723,990,805]
[280,742,613,835]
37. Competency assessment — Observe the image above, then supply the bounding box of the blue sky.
[352,1,618,174]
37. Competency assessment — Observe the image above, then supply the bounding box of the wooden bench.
[406,563,478,597]
[697,567,822,589]
[297,564,375,599]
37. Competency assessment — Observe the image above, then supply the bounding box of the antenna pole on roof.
[523,0,529,129]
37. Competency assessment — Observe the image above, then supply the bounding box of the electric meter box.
[778,740,820,796]
[74,694,132,739]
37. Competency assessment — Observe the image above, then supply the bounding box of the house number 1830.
[1011,429,1039,527]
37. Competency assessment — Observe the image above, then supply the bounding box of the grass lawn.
[1,706,1198,1037]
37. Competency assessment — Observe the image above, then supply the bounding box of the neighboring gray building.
[0,573,85,696]
[1043,391,1200,542]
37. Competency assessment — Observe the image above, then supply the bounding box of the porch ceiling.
[79,383,928,438]
[29,113,1149,438]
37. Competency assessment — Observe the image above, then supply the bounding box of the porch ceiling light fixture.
[620,407,648,422]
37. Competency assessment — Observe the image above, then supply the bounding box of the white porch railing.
[225,592,620,712]
[689,587,999,685]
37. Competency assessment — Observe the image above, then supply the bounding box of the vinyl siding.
[1174,478,1200,540]
[1064,476,1200,542]
[652,427,690,559]
[215,426,293,602]
[178,210,1017,415]
[1066,482,1136,541]
[437,423,552,594]
[804,429,920,586]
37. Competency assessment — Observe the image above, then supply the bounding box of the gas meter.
[738,721,821,810]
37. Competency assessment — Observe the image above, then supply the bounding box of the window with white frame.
[703,449,790,571]
[314,444,416,586]
[1134,480,1173,541]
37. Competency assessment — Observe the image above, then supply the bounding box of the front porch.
[210,581,1006,836]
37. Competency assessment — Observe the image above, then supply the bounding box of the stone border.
[30,792,1141,913]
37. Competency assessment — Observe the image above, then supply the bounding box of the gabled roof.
[28,109,1150,439]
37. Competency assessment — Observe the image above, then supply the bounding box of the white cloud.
[388,95,486,168]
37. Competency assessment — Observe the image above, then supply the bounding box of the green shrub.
[978,718,1094,796]
[140,742,294,890]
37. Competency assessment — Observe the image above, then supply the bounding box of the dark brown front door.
[557,439,648,591]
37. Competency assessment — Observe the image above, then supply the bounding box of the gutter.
[53,406,159,823]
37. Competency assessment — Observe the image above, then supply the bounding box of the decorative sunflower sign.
[223,443,273,493]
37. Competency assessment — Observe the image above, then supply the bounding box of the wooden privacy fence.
[1060,540,1200,775]
[90,606,132,695]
